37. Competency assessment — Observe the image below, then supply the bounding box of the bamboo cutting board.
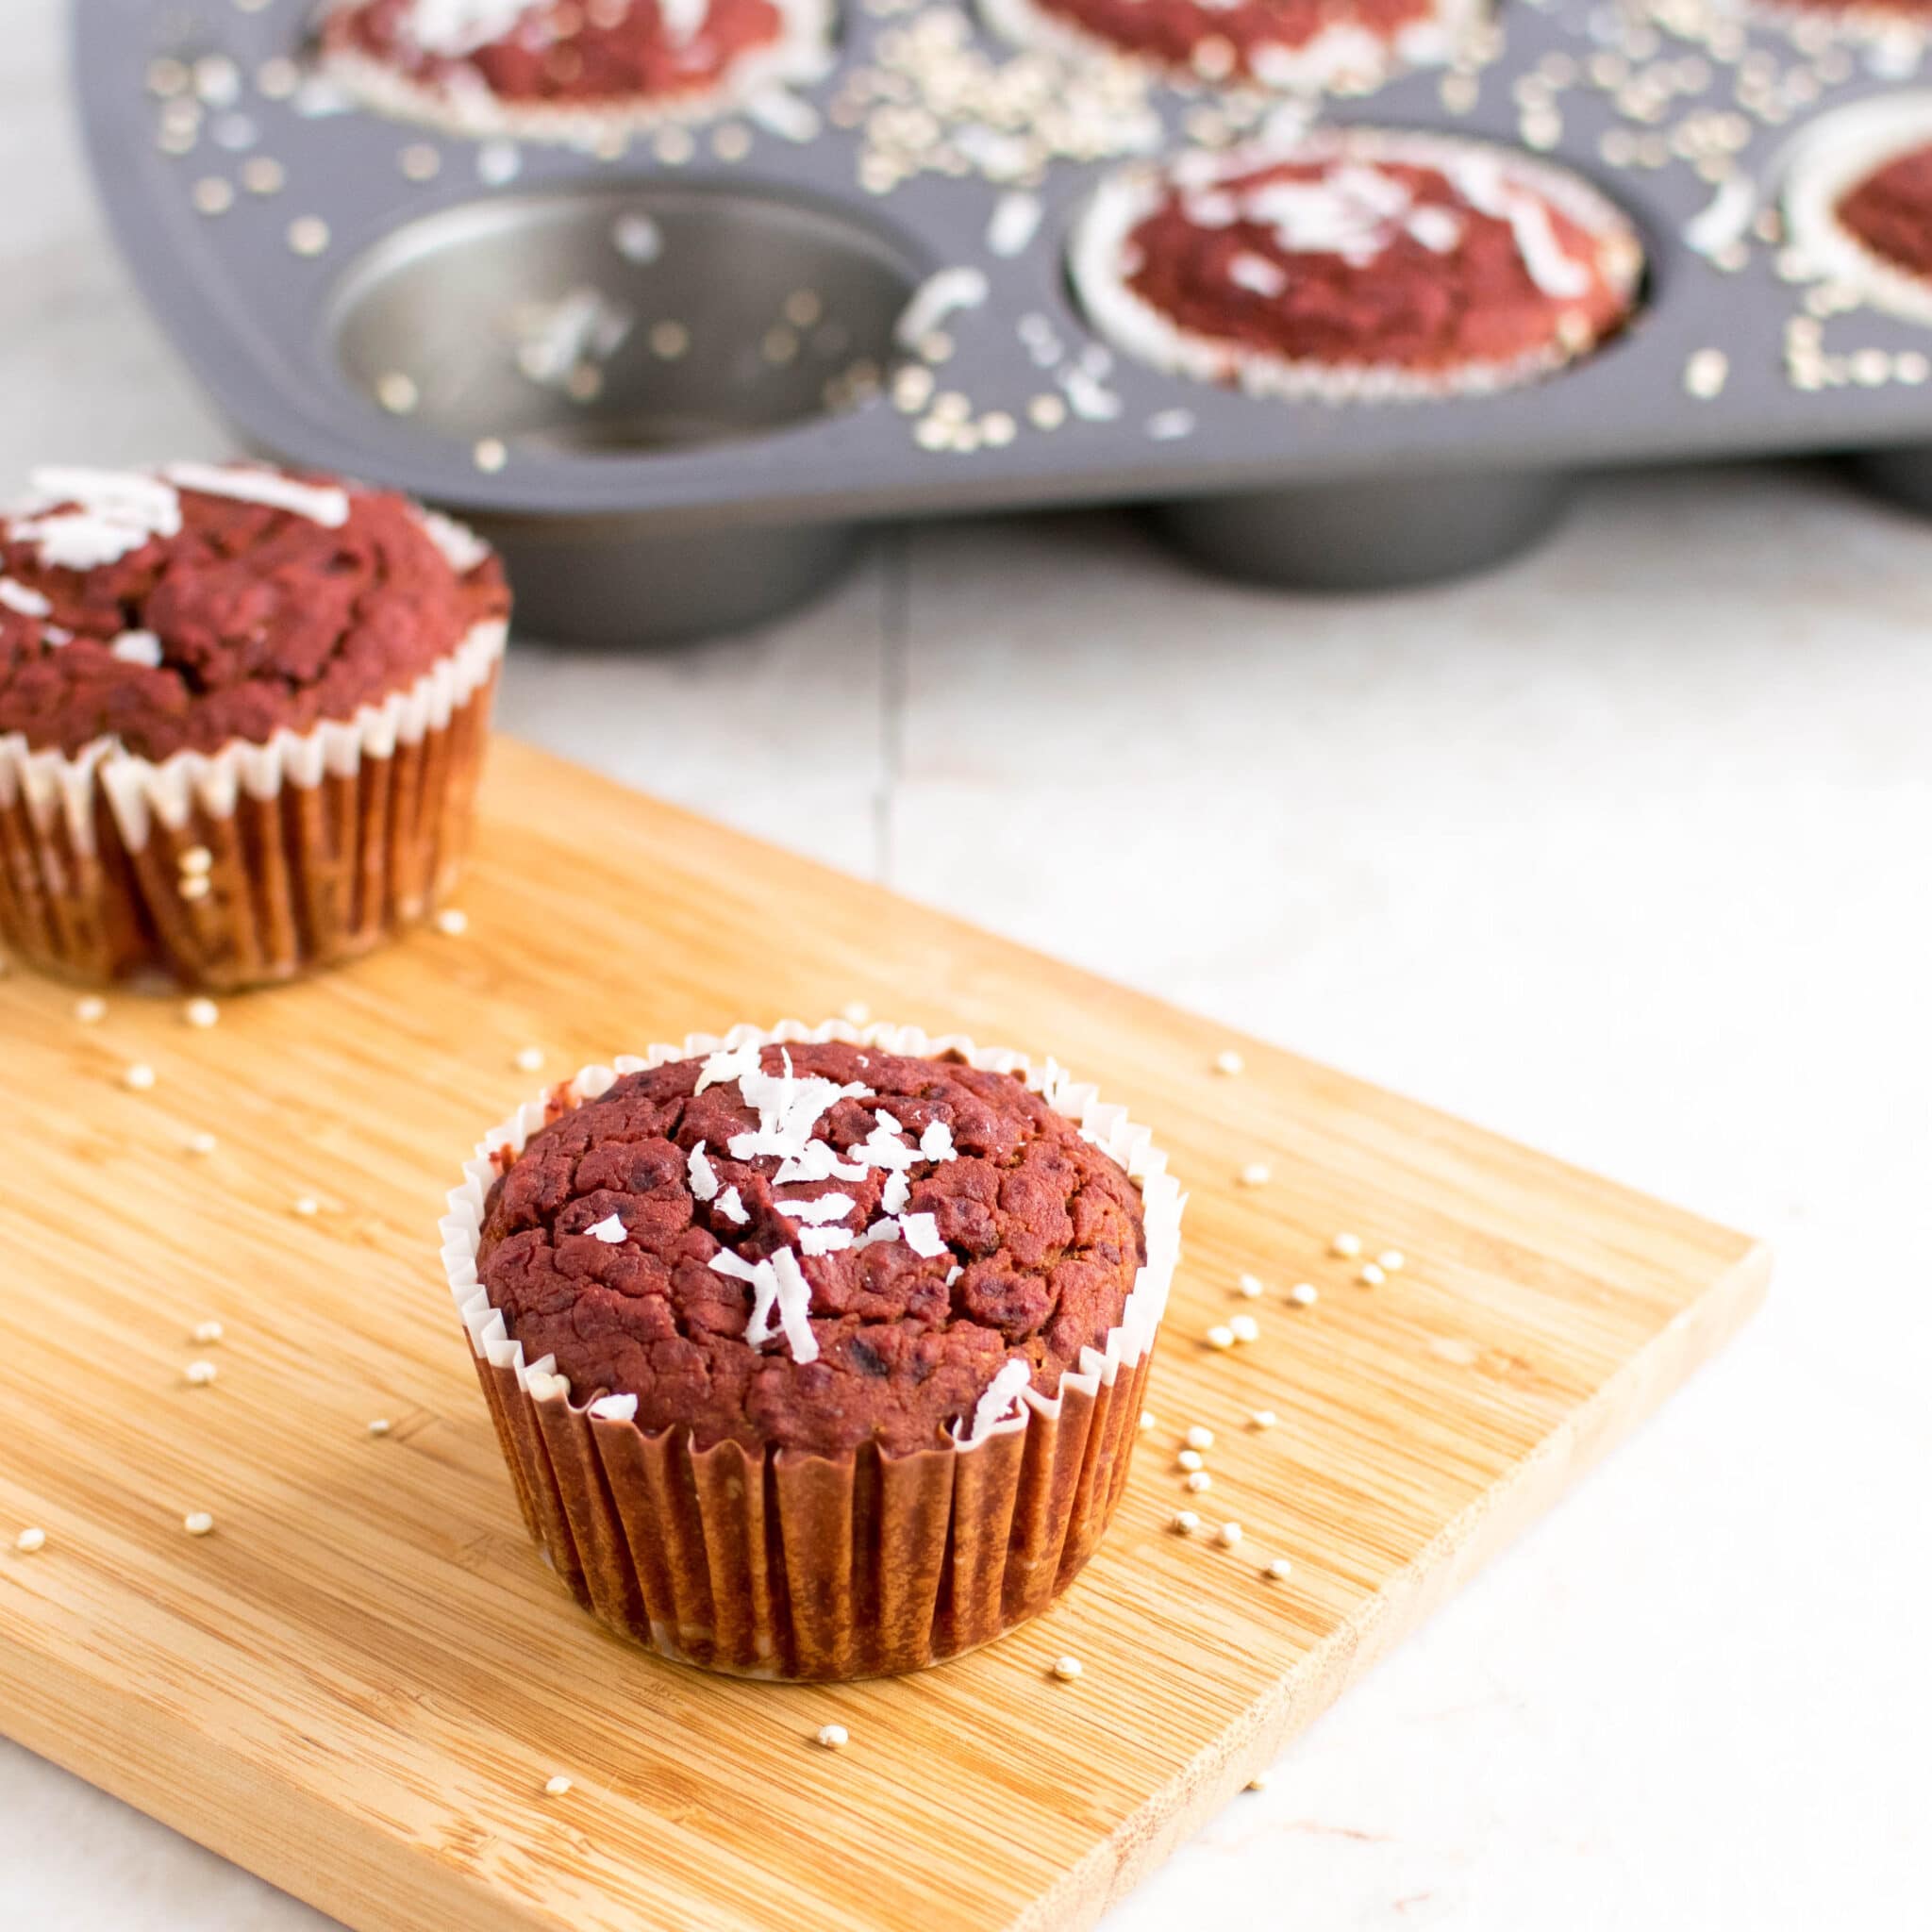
[0,739,1766,1932]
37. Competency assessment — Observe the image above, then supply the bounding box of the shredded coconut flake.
[882,1171,911,1214]
[0,578,51,618]
[799,1225,855,1257]
[918,1120,957,1162]
[898,1211,946,1258]
[963,1357,1031,1443]
[775,1191,855,1224]
[586,1213,626,1244]
[401,0,540,58]
[161,462,350,527]
[770,1246,819,1363]
[110,631,163,667]
[687,1141,720,1202]
[694,1041,762,1094]
[15,468,182,571]
[717,1185,748,1225]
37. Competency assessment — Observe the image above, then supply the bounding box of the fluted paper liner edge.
[0,512,505,989]
[440,1019,1183,1680]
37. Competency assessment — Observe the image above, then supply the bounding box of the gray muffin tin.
[76,0,1932,640]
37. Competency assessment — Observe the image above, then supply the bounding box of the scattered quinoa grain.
[1238,1161,1272,1187]
[1264,1557,1293,1580]
[1228,1313,1260,1343]
[1219,1521,1243,1548]
[1331,1232,1361,1258]
[1250,1409,1278,1429]
[185,1359,218,1386]
[1185,1470,1212,1493]
[1206,1324,1236,1350]
[187,1131,218,1157]
[76,996,108,1024]
[1357,1262,1387,1288]
[1288,1282,1319,1307]
[184,997,219,1028]
[1377,1249,1405,1272]
[15,1527,46,1554]
[1139,1409,1158,1431]
[1177,1448,1205,1473]
[1237,1273,1264,1299]
[1051,1655,1084,1681]
[543,1774,574,1795]
[434,908,469,937]
[1213,1049,1244,1075]
[192,1320,223,1345]
[124,1063,157,1091]
[183,1510,214,1536]
[514,1046,545,1073]
[1185,1425,1214,1451]
[816,1724,849,1749]
[1172,1509,1201,1535]
[292,1196,320,1218]
[368,1418,392,1436]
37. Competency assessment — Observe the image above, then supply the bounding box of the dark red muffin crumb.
[1123,150,1635,376]
[322,0,793,109]
[476,1041,1148,1457]
[1837,141,1932,282]
[0,465,508,763]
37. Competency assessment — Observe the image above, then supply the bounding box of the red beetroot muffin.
[1071,130,1644,402]
[0,463,508,990]
[1781,101,1932,328]
[441,1022,1182,1678]
[318,0,834,139]
[982,0,1479,93]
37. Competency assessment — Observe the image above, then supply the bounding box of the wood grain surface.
[0,738,1768,1932]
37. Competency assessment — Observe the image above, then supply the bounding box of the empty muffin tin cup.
[1149,466,1576,593]
[328,182,921,642]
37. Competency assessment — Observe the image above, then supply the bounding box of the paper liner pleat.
[443,1022,1184,1681]
[0,612,504,989]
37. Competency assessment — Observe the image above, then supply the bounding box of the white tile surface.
[3,3,1927,1927]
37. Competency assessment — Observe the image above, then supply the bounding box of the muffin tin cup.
[0,551,505,991]
[439,1018,1184,1682]
[82,0,1932,633]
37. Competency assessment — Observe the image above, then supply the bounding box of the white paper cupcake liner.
[1779,91,1932,327]
[979,0,1479,94]
[0,509,505,989]
[319,0,835,143]
[1069,126,1646,405]
[439,1019,1184,1679]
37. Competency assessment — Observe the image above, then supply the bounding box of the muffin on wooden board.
[441,1020,1183,1680]
[0,463,508,990]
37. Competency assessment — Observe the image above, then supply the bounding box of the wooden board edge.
[1010,1235,1774,1932]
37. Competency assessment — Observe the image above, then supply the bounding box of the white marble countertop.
[2,5,1926,1926]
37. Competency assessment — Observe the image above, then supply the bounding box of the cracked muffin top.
[476,1040,1148,1457]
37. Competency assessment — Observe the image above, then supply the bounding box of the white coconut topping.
[1229,251,1288,297]
[769,1247,818,1363]
[162,462,351,527]
[687,1141,720,1201]
[587,1213,627,1243]
[658,0,708,47]
[110,631,164,667]
[14,469,182,571]
[918,1121,957,1162]
[695,1041,762,1093]
[851,1217,901,1250]
[962,1357,1031,1444]
[402,0,541,58]
[731,1055,874,1179]
[894,267,991,350]
[851,1110,917,1171]
[0,578,51,618]
[717,1185,748,1225]
[882,1170,911,1214]
[799,1225,854,1257]
[775,1191,856,1224]
[1441,150,1591,300]
[1407,207,1463,253]
[899,1211,946,1258]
